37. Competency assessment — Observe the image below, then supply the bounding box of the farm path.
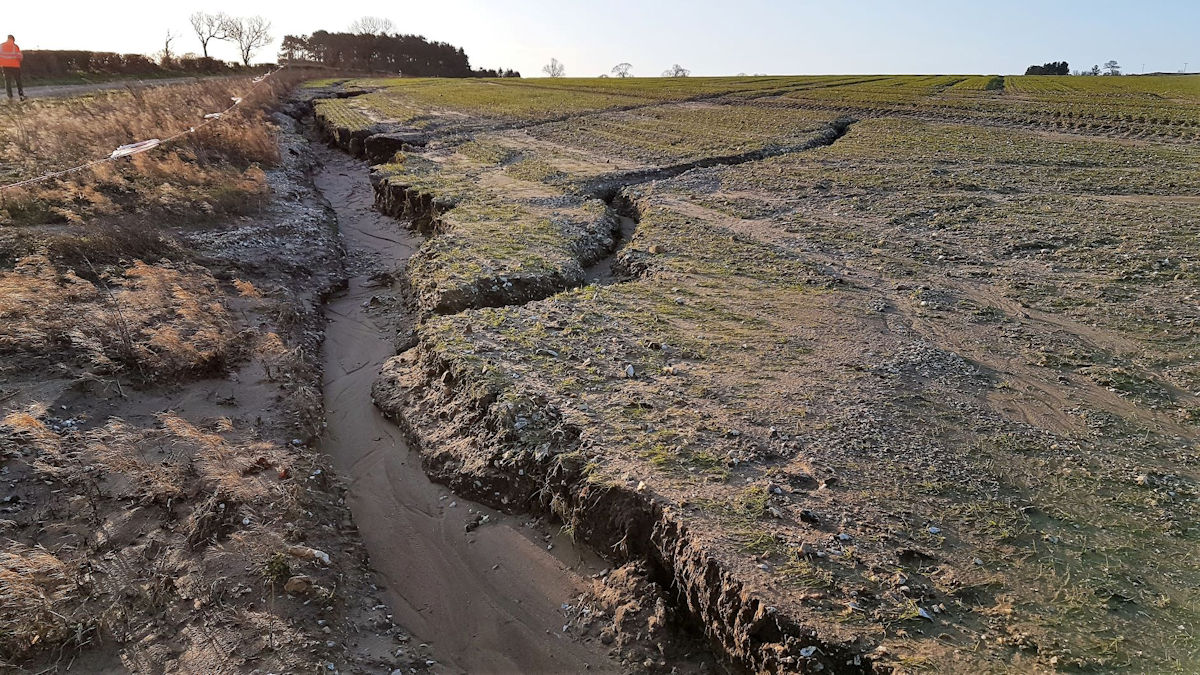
[19,75,224,100]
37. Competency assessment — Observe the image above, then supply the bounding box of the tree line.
[1024,60,1124,76]
[20,11,274,79]
[20,51,251,78]
[279,19,517,78]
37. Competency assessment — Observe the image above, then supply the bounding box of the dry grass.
[0,544,81,662]
[0,408,310,665]
[0,254,236,378]
[0,72,305,226]
[3,411,295,506]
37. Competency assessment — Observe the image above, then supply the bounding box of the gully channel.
[310,141,619,673]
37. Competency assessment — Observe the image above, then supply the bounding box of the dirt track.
[18,76,221,100]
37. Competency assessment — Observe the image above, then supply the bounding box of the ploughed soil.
[306,78,1200,674]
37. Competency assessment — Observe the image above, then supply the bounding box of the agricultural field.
[1,69,1196,674]
[311,73,1200,672]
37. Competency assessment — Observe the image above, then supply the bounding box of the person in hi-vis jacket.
[1,35,25,101]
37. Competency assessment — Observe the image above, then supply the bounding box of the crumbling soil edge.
[371,346,875,674]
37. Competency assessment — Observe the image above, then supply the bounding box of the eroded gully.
[310,143,618,674]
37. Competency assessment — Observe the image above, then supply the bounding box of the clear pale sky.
[6,1,1197,76]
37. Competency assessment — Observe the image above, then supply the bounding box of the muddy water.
[584,215,639,284]
[311,145,616,674]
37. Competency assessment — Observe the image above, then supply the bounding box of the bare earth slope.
[309,75,1200,673]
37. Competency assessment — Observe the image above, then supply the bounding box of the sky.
[4,1,1196,76]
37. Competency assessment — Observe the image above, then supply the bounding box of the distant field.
[314,74,1200,142]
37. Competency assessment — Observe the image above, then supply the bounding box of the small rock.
[284,575,313,595]
[287,546,331,565]
[928,526,941,535]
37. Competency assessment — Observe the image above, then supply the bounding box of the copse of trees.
[280,29,514,77]
[1024,61,1069,75]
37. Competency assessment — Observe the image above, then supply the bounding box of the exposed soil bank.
[310,142,620,674]
[374,346,874,675]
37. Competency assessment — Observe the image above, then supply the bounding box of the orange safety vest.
[0,41,22,69]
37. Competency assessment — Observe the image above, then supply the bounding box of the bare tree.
[662,64,690,77]
[226,16,273,66]
[542,58,565,77]
[158,30,178,67]
[1103,59,1121,76]
[611,62,632,78]
[189,11,230,58]
[349,16,395,35]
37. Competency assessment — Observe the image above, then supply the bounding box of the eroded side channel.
[310,141,619,674]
